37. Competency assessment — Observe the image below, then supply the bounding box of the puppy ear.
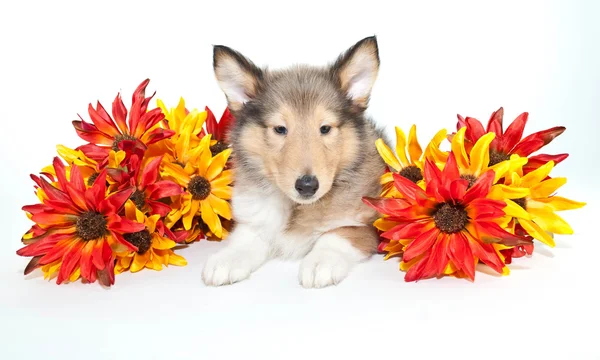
[213,45,263,112]
[331,36,380,109]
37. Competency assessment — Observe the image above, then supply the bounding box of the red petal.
[449,179,468,203]
[52,157,69,192]
[403,227,440,262]
[468,238,504,274]
[523,153,569,174]
[468,198,506,220]
[86,169,108,210]
[91,239,105,270]
[112,92,129,134]
[448,233,475,281]
[501,112,528,153]
[512,126,566,156]
[24,256,43,275]
[464,117,486,144]
[404,254,432,282]
[219,108,235,143]
[88,102,120,137]
[147,200,173,217]
[140,156,162,189]
[129,79,151,133]
[486,107,504,135]
[474,221,530,247]
[456,114,467,129]
[110,230,138,252]
[462,170,495,204]
[107,216,145,234]
[381,221,430,241]
[427,233,449,275]
[144,128,175,145]
[362,197,412,217]
[392,173,426,200]
[146,180,183,199]
[72,121,115,146]
[135,108,165,138]
[99,185,133,214]
[205,106,218,138]
[56,240,84,284]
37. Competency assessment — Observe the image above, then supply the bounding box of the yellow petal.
[394,127,410,167]
[69,267,81,283]
[489,184,530,200]
[528,208,574,235]
[423,129,449,164]
[521,161,555,188]
[152,234,177,250]
[183,199,200,230]
[503,199,532,220]
[451,127,470,171]
[407,125,423,164]
[168,252,187,266]
[206,148,232,181]
[201,200,222,238]
[375,138,402,171]
[519,219,556,247]
[146,214,160,233]
[130,253,149,273]
[373,217,397,232]
[380,171,394,186]
[530,177,566,199]
[196,135,213,176]
[208,194,232,220]
[211,170,234,188]
[211,185,232,200]
[469,132,495,176]
[162,162,191,187]
[124,200,137,220]
[533,196,586,211]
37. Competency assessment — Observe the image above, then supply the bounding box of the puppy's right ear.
[213,45,263,112]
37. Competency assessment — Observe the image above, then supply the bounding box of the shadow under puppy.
[202,36,386,288]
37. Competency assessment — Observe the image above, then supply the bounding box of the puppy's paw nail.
[202,252,252,286]
[299,252,350,289]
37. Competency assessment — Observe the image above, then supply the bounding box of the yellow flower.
[115,201,187,273]
[450,127,526,185]
[148,98,208,166]
[489,161,586,247]
[162,134,233,238]
[41,145,126,189]
[376,125,447,197]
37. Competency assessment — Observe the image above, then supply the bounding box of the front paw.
[299,250,351,288]
[202,249,255,286]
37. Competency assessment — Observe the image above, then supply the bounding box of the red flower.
[363,153,531,282]
[455,107,568,173]
[500,223,534,264]
[109,155,183,217]
[17,158,145,286]
[73,79,174,162]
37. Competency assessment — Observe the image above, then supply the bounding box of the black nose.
[295,175,319,197]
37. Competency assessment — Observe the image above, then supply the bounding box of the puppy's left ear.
[331,36,380,109]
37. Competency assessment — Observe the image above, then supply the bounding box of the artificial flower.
[489,160,586,247]
[73,79,174,162]
[115,201,187,273]
[162,135,233,238]
[363,153,530,282]
[108,155,182,217]
[17,158,144,286]
[454,107,568,173]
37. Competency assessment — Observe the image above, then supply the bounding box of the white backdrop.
[1,1,599,359]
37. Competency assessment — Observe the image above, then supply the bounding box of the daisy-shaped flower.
[455,107,568,173]
[73,79,174,161]
[115,201,187,273]
[162,135,233,238]
[363,153,530,282]
[17,158,144,286]
[489,161,586,247]
[109,155,182,217]
[205,106,235,156]
[376,125,447,197]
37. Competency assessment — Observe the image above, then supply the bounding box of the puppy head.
[213,37,380,204]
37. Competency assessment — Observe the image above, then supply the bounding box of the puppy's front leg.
[202,224,270,286]
[299,226,378,288]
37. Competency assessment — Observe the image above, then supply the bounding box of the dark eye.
[320,125,332,135]
[274,126,288,135]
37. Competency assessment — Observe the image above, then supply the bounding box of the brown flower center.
[130,189,146,210]
[112,134,137,151]
[210,141,229,157]
[188,176,211,200]
[489,150,510,166]
[513,197,527,210]
[433,203,468,233]
[87,172,100,186]
[460,174,477,189]
[76,211,108,241]
[398,165,423,183]
[124,230,152,254]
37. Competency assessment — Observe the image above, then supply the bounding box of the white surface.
[1,0,599,359]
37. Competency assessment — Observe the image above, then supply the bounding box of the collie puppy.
[202,36,386,288]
